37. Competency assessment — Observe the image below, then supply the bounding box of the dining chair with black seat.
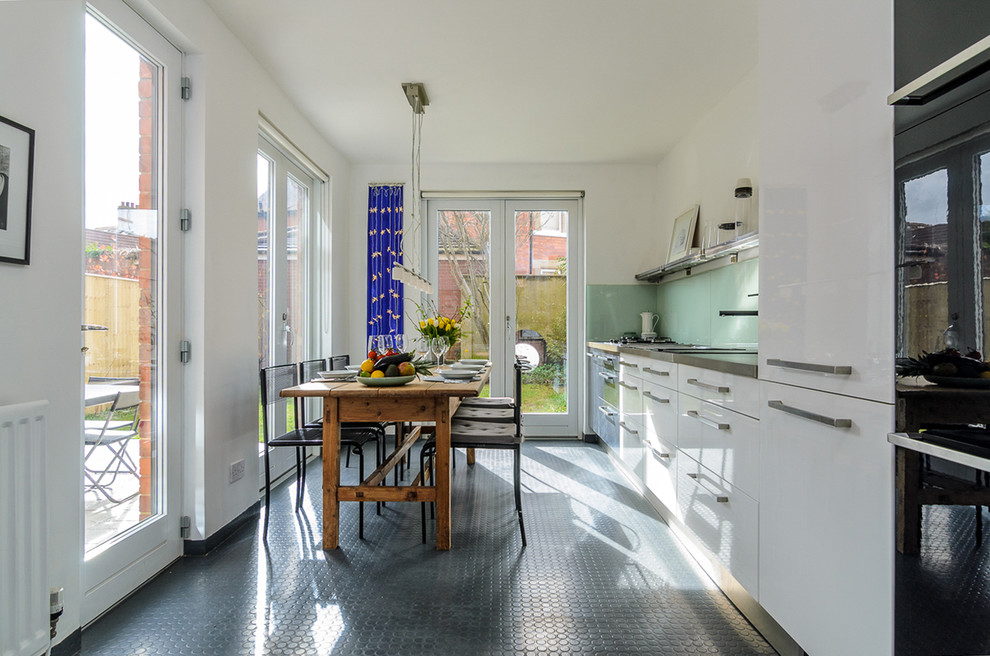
[260,363,380,541]
[420,358,527,546]
[84,389,141,504]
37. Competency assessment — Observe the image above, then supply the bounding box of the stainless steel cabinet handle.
[687,472,729,503]
[766,358,852,376]
[642,391,670,404]
[686,410,730,430]
[586,352,599,359]
[686,378,730,394]
[598,372,616,382]
[643,367,670,377]
[618,381,638,390]
[619,360,639,368]
[767,400,852,429]
[649,445,671,460]
[597,405,617,417]
[619,421,639,435]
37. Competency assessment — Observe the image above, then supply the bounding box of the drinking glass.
[367,335,378,357]
[377,334,395,355]
[430,337,449,366]
[393,333,405,354]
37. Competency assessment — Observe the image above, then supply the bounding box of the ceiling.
[203,0,758,166]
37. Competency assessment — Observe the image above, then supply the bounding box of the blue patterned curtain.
[367,184,404,339]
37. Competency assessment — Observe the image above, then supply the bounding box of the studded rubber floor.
[81,441,776,655]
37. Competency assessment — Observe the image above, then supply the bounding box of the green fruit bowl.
[356,374,417,387]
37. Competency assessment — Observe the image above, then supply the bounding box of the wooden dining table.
[281,366,489,550]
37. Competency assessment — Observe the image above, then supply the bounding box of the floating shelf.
[635,232,759,283]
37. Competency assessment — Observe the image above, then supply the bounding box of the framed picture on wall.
[665,204,699,265]
[0,114,35,265]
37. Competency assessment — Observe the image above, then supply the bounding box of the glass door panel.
[82,0,182,624]
[437,209,492,362]
[513,209,568,414]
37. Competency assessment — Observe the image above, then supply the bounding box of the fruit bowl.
[356,374,417,387]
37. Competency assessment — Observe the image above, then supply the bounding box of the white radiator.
[0,401,49,656]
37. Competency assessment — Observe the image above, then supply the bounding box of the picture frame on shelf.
[665,204,698,265]
[0,114,35,265]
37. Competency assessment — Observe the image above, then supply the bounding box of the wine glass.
[367,335,378,358]
[377,334,395,355]
[431,337,450,366]
[393,333,405,354]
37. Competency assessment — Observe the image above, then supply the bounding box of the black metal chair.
[84,389,141,504]
[260,363,380,541]
[420,359,527,546]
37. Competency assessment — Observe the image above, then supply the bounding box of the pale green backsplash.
[656,258,759,347]
[586,284,660,340]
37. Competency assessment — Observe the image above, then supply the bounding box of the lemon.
[370,370,385,378]
[360,359,375,373]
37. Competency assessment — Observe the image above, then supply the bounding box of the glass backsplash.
[585,259,758,346]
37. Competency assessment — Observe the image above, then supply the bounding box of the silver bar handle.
[618,381,638,390]
[686,378,730,394]
[686,410,730,431]
[598,372,616,382]
[766,358,852,376]
[619,421,639,435]
[687,472,729,503]
[586,352,599,359]
[597,405,617,417]
[649,445,671,460]
[642,367,670,377]
[767,400,852,429]
[642,391,670,404]
[619,360,639,368]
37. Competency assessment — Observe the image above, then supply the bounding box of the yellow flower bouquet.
[412,298,471,347]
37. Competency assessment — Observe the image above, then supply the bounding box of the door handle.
[686,378,730,394]
[766,358,852,376]
[685,410,730,431]
[767,400,852,429]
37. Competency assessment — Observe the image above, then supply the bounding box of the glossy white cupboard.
[758,0,896,654]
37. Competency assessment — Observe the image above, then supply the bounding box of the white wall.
[347,163,657,355]
[655,67,759,249]
[0,0,85,641]
[135,0,354,540]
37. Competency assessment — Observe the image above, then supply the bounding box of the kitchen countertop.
[587,341,758,378]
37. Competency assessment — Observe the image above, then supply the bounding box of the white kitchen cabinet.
[677,454,759,599]
[641,381,678,447]
[678,394,760,501]
[640,359,677,390]
[678,364,760,419]
[643,433,678,515]
[759,381,893,656]
[758,0,895,404]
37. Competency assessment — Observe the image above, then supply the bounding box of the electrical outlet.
[229,459,245,483]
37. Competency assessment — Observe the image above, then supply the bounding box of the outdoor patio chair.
[84,389,141,504]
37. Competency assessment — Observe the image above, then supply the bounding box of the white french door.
[426,197,581,436]
[257,134,315,483]
[82,0,183,623]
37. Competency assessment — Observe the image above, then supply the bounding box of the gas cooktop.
[608,336,675,345]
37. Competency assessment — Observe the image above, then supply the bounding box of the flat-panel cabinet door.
[759,381,894,656]
[758,0,894,404]
[618,418,645,479]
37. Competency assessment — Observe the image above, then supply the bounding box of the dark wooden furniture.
[895,379,990,553]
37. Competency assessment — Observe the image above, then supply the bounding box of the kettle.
[640,311,659,338]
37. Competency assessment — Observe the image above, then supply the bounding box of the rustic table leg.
[896,447,922,555]
[467,448,476,466]
[323,396,341,550]
[435,400,452,550]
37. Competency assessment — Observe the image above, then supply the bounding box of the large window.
[897,132,990,357]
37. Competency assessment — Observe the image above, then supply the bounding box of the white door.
[257,135,315,483]
[82,0,183,623]
[426,198,581,436]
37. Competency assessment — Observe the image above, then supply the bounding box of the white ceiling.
[203,0,758,166]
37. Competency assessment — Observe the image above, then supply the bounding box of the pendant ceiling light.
[391,82,433,294]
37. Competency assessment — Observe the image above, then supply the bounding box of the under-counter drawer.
[678,364,760,419]
[592,402,619,451]
[618,417,645,480]
[641,381,678,447]
[643,433,678,515]
[678,394,760,500]
[677,456,759,599]
[641,359,677,389]
[619,373,644,428]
